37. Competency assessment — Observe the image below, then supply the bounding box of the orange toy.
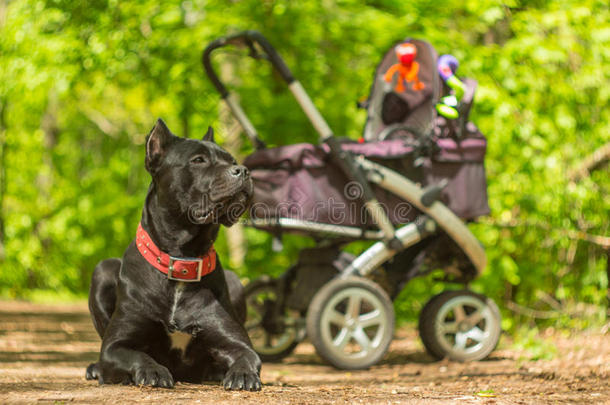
[383,43,425,93]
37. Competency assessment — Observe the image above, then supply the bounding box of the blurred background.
[0,0,608,336]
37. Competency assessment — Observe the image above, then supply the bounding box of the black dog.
[86,119,261,391]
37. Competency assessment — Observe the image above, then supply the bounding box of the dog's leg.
[89,258,121,337]
[192,298,261,391]
[224,270,246,325]
[99,309,175,388]
[86,258,121,381]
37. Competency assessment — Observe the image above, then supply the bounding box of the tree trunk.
[219,60,246,269]
[606,249,609,319]
[0,99,6,260]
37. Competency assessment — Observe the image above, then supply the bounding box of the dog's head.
[145,118,253,227]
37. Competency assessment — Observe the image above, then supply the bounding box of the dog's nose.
[230,165,250,178]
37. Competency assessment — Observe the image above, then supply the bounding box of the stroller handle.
[202,30,335,148]
[202,30,296,98]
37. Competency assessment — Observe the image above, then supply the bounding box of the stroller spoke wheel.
[358,308,383,328]
[419,290,501,362]
[307,277,394,370]
[244,277,304,362]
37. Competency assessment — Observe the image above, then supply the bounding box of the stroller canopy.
[362,39,440,142]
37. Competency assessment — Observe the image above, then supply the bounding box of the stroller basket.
[244,128,489,231]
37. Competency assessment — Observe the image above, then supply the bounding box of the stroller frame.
[203,31,496,369]
[203,31,486,275]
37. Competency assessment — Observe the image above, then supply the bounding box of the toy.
[436,54,466,119]
[383,43,425,93]
[437,54,465,98]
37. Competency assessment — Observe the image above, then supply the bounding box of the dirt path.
[0,301,607,404]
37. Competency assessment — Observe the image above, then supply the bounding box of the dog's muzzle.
[190,169,253,225]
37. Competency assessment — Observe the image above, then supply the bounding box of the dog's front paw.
[134,364,174,388]
[223,359,261,391]
[86,363,100,380]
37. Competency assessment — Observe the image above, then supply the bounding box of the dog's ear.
[145,118,175,174]
[202,126,215,143]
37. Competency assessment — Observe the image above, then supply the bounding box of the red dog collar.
[136,223,216,282]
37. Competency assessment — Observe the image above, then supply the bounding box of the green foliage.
[0,0,607,329]
[511,327,558,361]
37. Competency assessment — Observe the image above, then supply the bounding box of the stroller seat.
[244,130,489,232]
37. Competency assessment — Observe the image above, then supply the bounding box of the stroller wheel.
[244,277,303,362]
[419,290,501,362]
[306,276,394,370]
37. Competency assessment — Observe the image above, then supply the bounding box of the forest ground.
[0,301,608,404]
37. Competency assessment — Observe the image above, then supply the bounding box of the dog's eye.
[190,156,206,164]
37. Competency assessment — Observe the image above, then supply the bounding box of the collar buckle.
[167,256,203,282]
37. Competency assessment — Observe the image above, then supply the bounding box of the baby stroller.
[203,31,501,370]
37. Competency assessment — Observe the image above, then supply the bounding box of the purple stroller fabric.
[244,127,489,230]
